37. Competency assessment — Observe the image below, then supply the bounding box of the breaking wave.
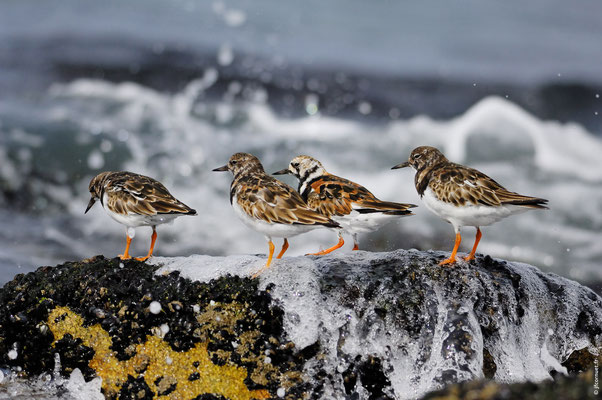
[0,77,601,285]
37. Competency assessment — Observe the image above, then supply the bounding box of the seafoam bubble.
[149,301,162,314]
[8,349,17,360]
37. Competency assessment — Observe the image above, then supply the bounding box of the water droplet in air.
[100,140,113,153]
[87,150,104,169]
[305,94,319,115]
[217,44,234,66]
[224,9,246,27]
[358,101,372,115]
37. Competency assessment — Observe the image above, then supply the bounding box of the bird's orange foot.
[464,254,476,262]
[119,254,132,260]
[135,255,151,262]
[352,244,359,251]
[439,257,457,266]
[251,265,270,279]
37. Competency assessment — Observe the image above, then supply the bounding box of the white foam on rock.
[152,251,600,399]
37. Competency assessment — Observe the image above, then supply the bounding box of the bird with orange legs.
[392,146,548,265]
[85,171,196,261]
[213,153,340,277]
[274,155,415,254]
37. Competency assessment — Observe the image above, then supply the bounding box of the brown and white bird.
[85,171,196,261]
[274,155,416,254]
[213,153,340,277]
[392,146,548,265]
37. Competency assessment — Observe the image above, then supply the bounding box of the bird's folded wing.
[107,176,194,215]
[238,179,335,226]
[431,165,547,208]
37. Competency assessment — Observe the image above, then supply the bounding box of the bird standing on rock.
[85,171,196,261]
[274,155,416,254]
[392,146,548,265]
[213,153,340,277]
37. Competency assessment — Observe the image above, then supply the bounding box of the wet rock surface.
[420,370,598,400]
[0,256,306,399]
[0,250,601,399]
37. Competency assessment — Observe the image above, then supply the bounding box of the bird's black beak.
[391,161,410,170]
[85,197,96,214]
[272,168,291,175]
[212,165,229,172]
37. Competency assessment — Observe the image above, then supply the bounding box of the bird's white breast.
[422,187,528,229]
[332,208,406,234]
[101,193,179,227]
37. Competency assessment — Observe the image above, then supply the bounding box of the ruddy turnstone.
[392,146,548,265]
[213,153,340,277]
[273,155,416,254]
[85,171,196,261]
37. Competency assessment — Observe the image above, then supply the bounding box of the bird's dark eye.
[291,162,299,169]
[231,160,238,165]
[413,154,422,160]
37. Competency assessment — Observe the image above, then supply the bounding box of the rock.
[420,370,598,400]
[0,250,600,399]
[0,256,306,399]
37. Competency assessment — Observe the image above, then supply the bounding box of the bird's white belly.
[422,187,528,229]
[231,196,318,239]
[102,195,178,227]
[332,211,403,234]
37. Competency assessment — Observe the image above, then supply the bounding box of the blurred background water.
[0,0,601,291]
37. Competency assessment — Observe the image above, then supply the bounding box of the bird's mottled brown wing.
[236,176,338,226]
[429,164,548,208]
[105,172,196,216]
[308,175,415,217]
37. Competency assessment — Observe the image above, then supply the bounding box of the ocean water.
[0,0,601,291]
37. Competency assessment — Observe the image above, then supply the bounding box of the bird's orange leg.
[352,234,359,251]
[119,235,133,260]
[136,227,157,262]
[440,233,461,266]
[276,238,289,259]
[307,234,344,256]
[464,227,482,261]
[252,240,275,278]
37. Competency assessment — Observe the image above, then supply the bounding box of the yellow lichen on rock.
[47,306,270,400]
